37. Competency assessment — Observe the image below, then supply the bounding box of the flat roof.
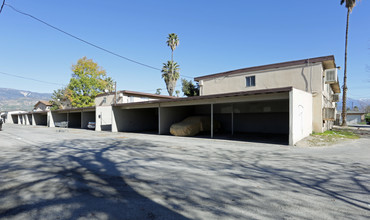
[113,87,293,107]
[96,90,176,99]
[16,110,49,115]
[52,106,96,113]
[194,55,336,81]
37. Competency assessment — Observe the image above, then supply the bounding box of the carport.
[112,87,311,145]
[50,107,95,129]
[11,114,19,124]
[112,103,158,133]
[27,114,32,125]
[32,111,48,126]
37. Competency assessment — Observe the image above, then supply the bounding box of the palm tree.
[104,77,115,92]
[340,0,359,126]
[162,61,180,96]
[166,33,179,62]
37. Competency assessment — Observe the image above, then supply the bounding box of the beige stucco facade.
[197,60,339,133]
[34,102,51,112]
[95,92,164,107]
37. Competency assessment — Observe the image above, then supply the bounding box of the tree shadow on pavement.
[0,136,369,219]
[0,139,189,220]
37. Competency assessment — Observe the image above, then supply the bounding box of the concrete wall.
[68,113,81,128]
[232,100,289,134]
[112,107,158,132]
[50,112,68,127]
[95,93,159,107]
[347,115,362,125]
[289,88,313,145]
[201,64,323,96]
[11,115,17,124]
[96,106,112,131]
[159,106,196,134]
[82,112,95,129]
[33,113,47,126]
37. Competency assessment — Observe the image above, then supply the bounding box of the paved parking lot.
[0,124,369,219]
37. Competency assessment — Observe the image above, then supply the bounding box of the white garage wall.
[96,106,112,131]
[289,88,313,145]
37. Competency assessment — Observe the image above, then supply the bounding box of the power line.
[5,4,160,71]
[0,71,65,86]
[0,0,5,14]
[4,3,195,80]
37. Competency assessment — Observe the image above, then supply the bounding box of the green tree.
[175,90,180,97]
[181,79,199,97]
[50,87,67,110]
[162,61,180,96]
[340,0,360,126]
[166,33,179,62]
[67,57,110,108]
[155,88,162,95]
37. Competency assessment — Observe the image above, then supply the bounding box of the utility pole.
[114,82,117,105]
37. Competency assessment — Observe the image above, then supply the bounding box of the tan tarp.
[170,116,221,137]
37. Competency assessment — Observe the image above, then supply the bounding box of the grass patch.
[312,130,359,139]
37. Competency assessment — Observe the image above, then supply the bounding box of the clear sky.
[0,0,369,99]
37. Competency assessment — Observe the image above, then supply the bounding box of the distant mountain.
[337,97,370,112]
[0,88,52,112]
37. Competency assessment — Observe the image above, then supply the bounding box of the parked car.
[87,122,96,129]
[55,121,68,128]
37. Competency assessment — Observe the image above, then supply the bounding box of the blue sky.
[0,0,369,99]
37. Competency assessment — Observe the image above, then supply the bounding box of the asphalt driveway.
[0,124,369,219]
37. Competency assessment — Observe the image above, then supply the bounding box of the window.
[246,76,255,87]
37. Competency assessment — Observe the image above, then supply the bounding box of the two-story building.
[194,55,340,133]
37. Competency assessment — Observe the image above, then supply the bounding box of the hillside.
[0,88,52,112]
[337,97,370,112]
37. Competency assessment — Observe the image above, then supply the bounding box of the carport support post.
[81,111,84,129]
[25,115,29,125]
[211,103,214,138]
[231,104,234,136]
[48,111,55,127]
[158,104,161,135]
[32,114,36,126]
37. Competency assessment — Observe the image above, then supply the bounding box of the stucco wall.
[68,113,81,128]
[95,93,158,107]
[95,106,112,131]
[50,112,68,127]
[289,88,313,145]
[200,63,337,133]
[159,106,195,134]
[112,108,158,132]
[82,112,95,129]
[33,113,47,126]
[200,64,323,96]
[347,115,362,125]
